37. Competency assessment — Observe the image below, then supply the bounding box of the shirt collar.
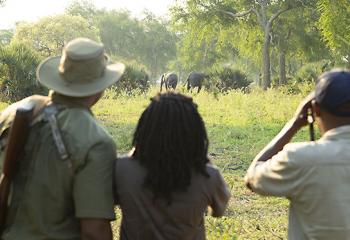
[321,125,350,141]
[49,91,93,114]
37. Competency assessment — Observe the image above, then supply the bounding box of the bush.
[111,63,150,95]
[0,42,47,102]
[279,82,314,95]
[210,67,251,92]
[293,60,333,84]
[282,60,334,95]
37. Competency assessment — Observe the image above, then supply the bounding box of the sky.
[0,0,175,29]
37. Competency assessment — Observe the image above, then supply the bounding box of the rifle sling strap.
[32,104,73,175]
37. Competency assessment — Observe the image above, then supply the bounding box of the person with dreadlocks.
[114,92,230,240]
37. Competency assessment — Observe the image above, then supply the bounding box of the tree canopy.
[170,0,343,88]
[318,0,350,66]
[65,1,177,78]
[0,0,348,93]
[12,14,99,57]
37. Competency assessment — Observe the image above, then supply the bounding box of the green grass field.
[97,87,315,240]
[0,86,315,239]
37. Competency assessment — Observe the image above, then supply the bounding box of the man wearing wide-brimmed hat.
[0,38,124,240]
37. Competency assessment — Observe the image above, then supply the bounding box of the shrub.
[0,42,47,102]
[293,60,333,84]
[211,67,251,92]
[283,60,334,94]
[279,82,314,95]
[112,63,150,95]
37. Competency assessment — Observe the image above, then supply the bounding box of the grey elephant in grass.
[160,73,178,92]
[186,71,209,93]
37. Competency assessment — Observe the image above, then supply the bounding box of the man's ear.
[311,100,321,117]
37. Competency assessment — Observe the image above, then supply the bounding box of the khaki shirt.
[245,125,350,240]
[0,94,116,240]
[114,157,231,240]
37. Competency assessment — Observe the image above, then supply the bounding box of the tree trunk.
[262,26,271,90]
[258,72,262,87]
[288,60,292,75]
[279,50,287,86]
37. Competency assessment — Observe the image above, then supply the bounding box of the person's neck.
[77,97,95,108]
[321,118,350,134]
[50,91,96,109]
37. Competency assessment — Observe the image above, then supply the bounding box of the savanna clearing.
[97,86,315,240]
[0,86,315,239]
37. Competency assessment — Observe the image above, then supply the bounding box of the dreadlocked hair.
[132,92,210,204]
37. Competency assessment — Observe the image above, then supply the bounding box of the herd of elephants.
[160,71,209,93]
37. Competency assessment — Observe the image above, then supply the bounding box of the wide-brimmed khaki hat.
[37,38,125,97]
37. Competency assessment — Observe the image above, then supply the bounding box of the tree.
[66,2,177,79]
[318,0,350,66]
[171,1,243,72]
[271,2,331,86]
[171,0,309,89]
[94,9,176,79]
[12,14,99,57]
[171,15,238,73]
[66,0,99,27]
[96,10,143,60]
[138,12,177,78]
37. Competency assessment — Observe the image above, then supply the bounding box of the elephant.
[185,72,209,93]
[160,72,178,92]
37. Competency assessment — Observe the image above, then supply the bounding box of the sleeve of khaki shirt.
[73,140,116,220]
[245,146,308,198]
